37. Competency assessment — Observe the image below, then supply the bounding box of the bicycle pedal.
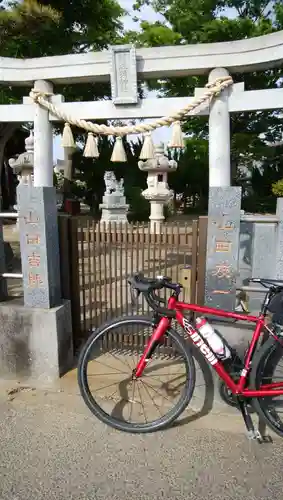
[246,429,262,441]
[259,434,273,444]
[246,429,272,443]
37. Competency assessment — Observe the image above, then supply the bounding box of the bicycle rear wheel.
[77,315,195,433]
[251,337,283,438]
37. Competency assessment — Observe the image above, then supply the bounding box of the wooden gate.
[58,216,207,348]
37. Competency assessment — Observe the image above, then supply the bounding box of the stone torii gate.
[1,32,283,186]
[0,31,283,383]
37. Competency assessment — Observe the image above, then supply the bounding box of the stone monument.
[205,186,242,311]
[138,143,177,232]
[99,171,129,225]
[17,185,62,309]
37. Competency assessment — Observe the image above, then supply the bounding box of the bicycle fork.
[134,315,170,378]
[237,398,272,443]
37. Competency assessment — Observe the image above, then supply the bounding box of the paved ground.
[0,377,283,500]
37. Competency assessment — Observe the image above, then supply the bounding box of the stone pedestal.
[147,197,168,233]
[17,185,61,308]
[0,298,73,384]
[205,186,241,311]
[100,193,129,225]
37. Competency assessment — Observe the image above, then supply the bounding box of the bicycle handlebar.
[128,273,182,318]
[129,274,283,319]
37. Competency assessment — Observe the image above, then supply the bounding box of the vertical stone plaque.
[110,45,138,105]
[17,185,61,308]
[205,186,241,310]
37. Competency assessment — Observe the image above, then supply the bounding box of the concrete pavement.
[0,378,283,500]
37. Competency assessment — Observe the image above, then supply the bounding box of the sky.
[120,0,165,29]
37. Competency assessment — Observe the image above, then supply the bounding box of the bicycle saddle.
[250,278,283,288]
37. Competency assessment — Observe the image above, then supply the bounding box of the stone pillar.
[17,185,61,308]
[205,186,241,311]
[33,80,53,187]
[0,87,74,384]
[149,200,165,232]
[208,68,231,188]
[275,198,283,280]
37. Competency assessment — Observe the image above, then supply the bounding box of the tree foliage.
[0,0,124,208]
[0,0,123,57]
[123,0,283,213]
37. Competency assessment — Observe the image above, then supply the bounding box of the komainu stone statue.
[100,171,128,225]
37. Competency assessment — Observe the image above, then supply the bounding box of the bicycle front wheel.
[251,337,283,438]
[77,315,195,433]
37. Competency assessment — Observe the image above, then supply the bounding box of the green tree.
[0,0,124,208]
[1,0,123,57]
[124,0,283,212]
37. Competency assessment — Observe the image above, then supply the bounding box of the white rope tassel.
[168,121,184,149]
[62,123,76,148]
[83,132,99,158]
[139,132,156,160]
[111,136,127,162]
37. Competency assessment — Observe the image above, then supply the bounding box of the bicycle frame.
[135,295,283,398]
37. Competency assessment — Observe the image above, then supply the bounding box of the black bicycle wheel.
[250,337,283,438]
[77,315,195,433]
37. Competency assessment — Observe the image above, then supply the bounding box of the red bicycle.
[78,273,283,440]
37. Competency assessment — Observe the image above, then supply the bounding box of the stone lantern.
[138,143,177,232]
[9,130,34,188]
[9,130,34,231]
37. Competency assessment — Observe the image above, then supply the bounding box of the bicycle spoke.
[88,372,128,377]
[136,380,148,423]
[94,381,128,393]
[107,350,133,371]
[141,379,174,404]
[90,358,127,375]
[143,372,184,379]
[140,379,162,418]
[128,380,136,422]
